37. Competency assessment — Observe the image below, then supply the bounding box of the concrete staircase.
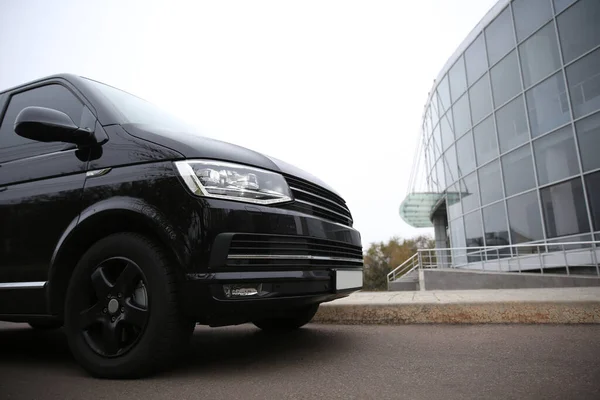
[388,269,419,291]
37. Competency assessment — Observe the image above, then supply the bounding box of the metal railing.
[387,241,600,288]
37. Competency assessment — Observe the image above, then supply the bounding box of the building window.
[436,157,447,191]
[469,74,493,124]
[473,116,498,166]
[491,50,522,108]
[540,177,589,238]
[437,75,452,114]
[513,0,553,42]
[519,21,561,88]
[457,131,476,177]
[526,72,570,137]
[566,47,600,119]
[483,202,509,247]
[507,191,544,243]
[485,6,515,66]
[553,0,577,14]
[502,144,536,196]
[445,145,459,185]
[556,0,600,64]
[464,210,484,248]
[576,111,600,172]
[449,217,467,265]
[431,93,440,124]
[479,159,503,205]
[465,34,488,86]
[440,112,454,151]
[533,125,580,185]
[447,183,462,220]
[452,93,471,137]
[461,172,480,213]
[432,124,442,160]
[585,171,600,231]
[496,95,529,153]
[449,56,467,102]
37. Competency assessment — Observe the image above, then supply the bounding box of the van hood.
[121,124,341,197]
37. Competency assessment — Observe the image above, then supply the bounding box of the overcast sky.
[0,0,497,247]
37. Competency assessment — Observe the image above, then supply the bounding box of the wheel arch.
[47,197,191,317]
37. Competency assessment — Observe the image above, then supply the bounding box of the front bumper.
[176,197,363,325]
[182,269,360,326]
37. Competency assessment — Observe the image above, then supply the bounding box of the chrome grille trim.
[284,175,354,226]
[294,199,353,221]
[227,254,363,263]
[289,186,351,214]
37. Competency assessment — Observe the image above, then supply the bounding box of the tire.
[28,321,62,330]
[252,304,319,332]
[64,232,195,379]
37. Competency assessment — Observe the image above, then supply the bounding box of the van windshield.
[84,77,196,133]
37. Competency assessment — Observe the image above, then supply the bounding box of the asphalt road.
[0,322,599,400]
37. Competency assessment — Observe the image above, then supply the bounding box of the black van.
[0,74,363,378]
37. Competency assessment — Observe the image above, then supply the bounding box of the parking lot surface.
[0,322,599,399]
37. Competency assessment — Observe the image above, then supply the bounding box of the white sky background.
[0,0,497,247]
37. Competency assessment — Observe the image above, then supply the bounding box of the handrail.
[386,240,600,285]
[387,253,419,285]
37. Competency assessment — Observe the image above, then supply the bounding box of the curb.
[313,302,600,324]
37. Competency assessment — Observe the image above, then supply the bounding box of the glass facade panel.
[490,50,521,108]
[449,218,467,265]
[541,178,590,238]
[526,72,570,137]
[440,112,454,151]
[585,171,600,230]
[445,145,459,185]
[473,116,498,166]
[557,0,600,63]
[464,210,484,248]
[461,172,479,213]
[449,56,467,102]
[469,74,493,124]
[513,0,553,42]
[553,0,577,14]
[519,21,561,88]
[452,93,471,137]
[432,124,442,160]
[534,125,580,185]
[436,157,446,190]
[485,7,515,66]
[496,95,529,153]
[483,202,510,247]
[507,191,544,243]
[566,47,600,119]
[419,0,600,267]
[465,34,487,85]
[447,183,462,220]
[456,131,476,177]
[431,92,440,124]
[479,160,503,205]
[502,144,536,196]
[437,75,452,114]
[576,111,600,172]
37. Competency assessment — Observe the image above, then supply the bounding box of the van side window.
[0,84,84,162]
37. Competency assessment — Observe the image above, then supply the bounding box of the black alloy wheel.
[64,233,195,379]
[79,257,149,357]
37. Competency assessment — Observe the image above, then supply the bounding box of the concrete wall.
[422,269,600,291]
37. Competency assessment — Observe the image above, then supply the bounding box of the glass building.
[400,0,600,270]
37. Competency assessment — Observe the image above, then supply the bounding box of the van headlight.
[174,160,292,205]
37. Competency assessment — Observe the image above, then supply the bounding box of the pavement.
[1,323,599,399]
[314,287,600,324]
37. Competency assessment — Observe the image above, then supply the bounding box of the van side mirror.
[14,106,94,146]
